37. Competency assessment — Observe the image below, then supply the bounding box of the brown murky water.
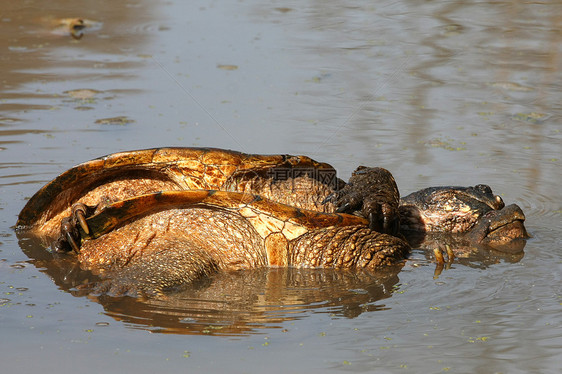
[1,1,561,373]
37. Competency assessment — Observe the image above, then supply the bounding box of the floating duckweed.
[467,336,489,343]
[202,325,224,334]
[490,82,533,91]
[95,116,134,125]
[217,64,238,71]
[512,112,548,123]
[423,138,466,151]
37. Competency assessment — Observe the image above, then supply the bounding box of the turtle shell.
[17,147,339,237]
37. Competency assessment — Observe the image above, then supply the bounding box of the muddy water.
[1,0,561,373]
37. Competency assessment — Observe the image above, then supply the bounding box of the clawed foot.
[433,245,455,278]
[52,203,95,253]
[324,166,401,235]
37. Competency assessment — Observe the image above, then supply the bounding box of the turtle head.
[466,203,528,252]
[399,185,528,248]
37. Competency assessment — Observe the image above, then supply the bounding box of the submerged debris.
[64,89,100,100]
[50,18,103,39]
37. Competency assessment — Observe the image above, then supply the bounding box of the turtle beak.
[469,204,528,252]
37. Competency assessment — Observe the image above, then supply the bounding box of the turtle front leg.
[323,166,401,235]
[289,225,410,269]
[52,203,96,253]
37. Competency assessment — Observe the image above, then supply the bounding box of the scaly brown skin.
[56,190,408,295]
[16,148,528,295]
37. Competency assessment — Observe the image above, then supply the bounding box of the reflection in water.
[97,269,398,336]
[407,232,525,279]
[18,229,524,335]
[19,234,400,335]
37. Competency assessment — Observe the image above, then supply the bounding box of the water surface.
[1,1,560,373]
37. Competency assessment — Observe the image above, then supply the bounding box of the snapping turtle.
[16,148,528,295]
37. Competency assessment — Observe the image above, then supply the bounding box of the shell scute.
[103,149,155,168]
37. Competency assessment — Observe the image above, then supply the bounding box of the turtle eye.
[352,166,369,175]
[495,195,504,208]
[474,184,493,195]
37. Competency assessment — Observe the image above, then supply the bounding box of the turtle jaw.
[468,204,528,253]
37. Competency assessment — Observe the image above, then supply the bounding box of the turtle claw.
[432,245,455,278]
[73,203,90,235]
[66,230,80,253]
[433,248,445,264]
[383,213,400,237]
[369,211,383,232]
[369,212,376,231]
[335,202,353,214]
[52,217,81,253]
[51,202,96,253]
